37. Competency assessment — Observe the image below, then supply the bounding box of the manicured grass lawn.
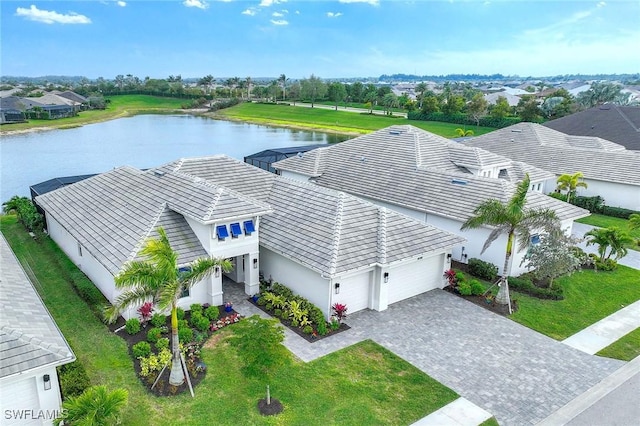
[596,327,640,361]
[214,102,496,138]
[576,214,640,251]
[510,266,640,340]
[1,215,457,425]
[0,95,187,133]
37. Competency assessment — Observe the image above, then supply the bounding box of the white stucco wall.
[260,247,331,317]
[356,195,428,222]
[1,366,64,426]
[278,170,313,183]
[581,179,639,211]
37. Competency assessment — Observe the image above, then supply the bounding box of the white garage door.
[1,377,41,425]
[334,271,371,313]
[388,254,444,305]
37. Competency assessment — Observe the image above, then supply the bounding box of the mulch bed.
[257,398,283,416]
[248,298,350,342]
[443,286,518,316]
[109,305,239,396]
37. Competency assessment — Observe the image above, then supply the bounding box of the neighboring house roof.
[464,122,640,186]
[0,96,25,111]
[542,105,640,151]
[1,235,75,379]
[52,91,89,104]
[483,92,521,107]
[24,93,79,107]
[36,166,272,274]
[274,125,579,222]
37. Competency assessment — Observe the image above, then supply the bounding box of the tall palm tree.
[461,175,559,313]
[245,76,252,100]
[585,227,633,261]
[556,172,588,203]
[54,386,128,426]
[105,227,232,386]
[278,74,288,101]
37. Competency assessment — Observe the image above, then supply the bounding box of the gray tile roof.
[1,235,75,378]
[464,123,640,186]
[36,165,271,275]
[274,125,582,222]
[543,105,640,151]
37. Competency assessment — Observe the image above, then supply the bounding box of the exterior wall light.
[383,272,389,283]
[334,282,340,294]
[215,266,220,278]
[43,374,51,391]
[253,258,258,269]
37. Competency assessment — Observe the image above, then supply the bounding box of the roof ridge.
[377,207,387,264]
[328,192,346,276]
[313,147,326,175]
[127,202,167,263]
[204,187,225,221]
[1,326,73,359]
[414,132,422,168]
[614,105,640,132]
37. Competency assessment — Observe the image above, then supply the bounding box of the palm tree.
[585,227,633,261]
[54,386,128,426]
[461,174,559,313]
[455,128,474,137]
[278,74,288,101]
[629,213,640,231]
[556,172,588,203]
[245,76,252,100]
[105,227,232,387]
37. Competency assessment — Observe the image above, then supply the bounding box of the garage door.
[334,271,371,313]
[388,254,444,305]
[1,377,41,425]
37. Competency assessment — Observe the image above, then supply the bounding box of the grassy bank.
[214,102,496,138]
[1,215,457,425]
[0,95,188,134]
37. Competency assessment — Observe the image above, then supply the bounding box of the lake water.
[0,114,349,203]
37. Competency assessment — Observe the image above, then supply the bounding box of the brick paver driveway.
[228,284,624,425]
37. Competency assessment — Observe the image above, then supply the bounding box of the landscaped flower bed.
[110,302,242,396]
[250,282,349,342]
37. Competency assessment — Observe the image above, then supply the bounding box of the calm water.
[0,114,348,203]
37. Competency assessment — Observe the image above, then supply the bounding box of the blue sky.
[1,0,639,79]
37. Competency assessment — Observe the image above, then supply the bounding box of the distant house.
[543,104,640,151]
[244,144,327,173]
[0,97,26,124]
[483,91,521,107]
[52,91,89,111]
[35,155,463,319]
[464,123,640,211]
[21,94,78,119]
[274,125,587,276]
[1,235,75,425]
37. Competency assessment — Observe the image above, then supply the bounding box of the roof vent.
[360,156,366,162]
[297,152,304,158]
[451,179,468,185]
[389,130,401,135]
[511,129,522,133]
[153,170,165,177]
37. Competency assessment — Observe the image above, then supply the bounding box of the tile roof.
[1,235,75,378]
[543,105,640,151]
[274,125,581,222]
[464,122,640,186]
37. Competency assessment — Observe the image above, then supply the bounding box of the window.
[244,220,256,235]
[216,225,229,240]
[230,222,242,238]
[531,234,541,245]
[180,287,190,298]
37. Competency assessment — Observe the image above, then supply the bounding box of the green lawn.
[214,102,496,138]
[510,266,640,340]
[1,215,457,425]
[596,327,640,361]
[576,214,640,251]
[0,95,188,133]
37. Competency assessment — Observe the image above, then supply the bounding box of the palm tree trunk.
[169,305,185,386]
[495,233,514,314]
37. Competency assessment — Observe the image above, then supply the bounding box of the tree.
[516,95,542,122]
[327,82,347,110]
[585,227,633,261]
[2,196,43,232]
[461,175,559,313]
[54,386,128,426]
[556,172,588,203]
[466,93,488,126]
[300,74,326,108]
[288,81,301,105]
[105,227,232,387]
[541,89,574,118]
[232,315,285,378]
[415,82,427,108]
[278,74,288,101]
[520,229,582,288]
[198,75,214,95]
[363,85,378,113]
[441,93,464,115]
[577,82,623,108]
[490,96,511,119]
[349,81,364,103]
[382,92,398,115]
[421,95,440,114]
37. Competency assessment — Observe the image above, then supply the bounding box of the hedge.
[572,195,639,219]
[508,276,564,300]
[407,111,522,129]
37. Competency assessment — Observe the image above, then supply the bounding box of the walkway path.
[411,397,492,426]
[572,222,640,270]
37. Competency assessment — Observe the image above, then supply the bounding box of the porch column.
[371,267,390,312]
[208,274,224,306]
[244,252,260,296]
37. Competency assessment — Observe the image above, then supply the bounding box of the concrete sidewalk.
[411,398,492,426]
[563,299,640,354]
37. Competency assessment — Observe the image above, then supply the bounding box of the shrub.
[572,195,605,212]
[125,318,141,335]
[178,327,193,343]
[257,296,267,306]
[291,319,299,327]
[150,313,166,328]
[132,341,151,358]
[468,258,498,281]
[193,330,208,344]
[508,276,564,300]
[270,283,294,299]
[457,281,472,296]
[595,258,618,271]
[177,319,189,329]
[600,206,639,220]
[455,271,466,283]
[204,305,220,320]
[317,321,328,336]
[303,325,313,334]
[192,314,211,332]
[146,327,162,344]
[155,337,169,351]
[265,303,273,311]
[139,348,172,377]
[57,361,91,399]
[331,303,348,323]
[330,318,340,331]
[189,311,203,327]
[176,307,185,320]
[274,308,282,318]
[469,279,485,296]
[190,303,204,316]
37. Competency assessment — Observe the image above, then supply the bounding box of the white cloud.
[183,0,209,10]
[295,10,300,14]
[260,0,286,7]
[270,19,289,25]
[273,12,284,17]
[597,2,607,8]
[15,5,91,24]
[327,12,343,18]
[242,8,257,16]
[338,0,379,5]
[117,1,126,7]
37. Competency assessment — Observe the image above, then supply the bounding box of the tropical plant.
[556,172,588,203]
[54,386,128,426]
[331,303,348,323]
[461,174,559,313]
[629,213,640,231]
[287,300,308,323]
[584,227,633,261]
[455,128,474,137]
[2,196,44,232]
[104,227,232,387]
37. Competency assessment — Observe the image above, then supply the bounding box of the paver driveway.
[227,284,624,425]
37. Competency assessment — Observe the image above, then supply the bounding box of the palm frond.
[482,225,510,253]
[115,261,161,289]
[106,286,157,323]
[506,174,530,218]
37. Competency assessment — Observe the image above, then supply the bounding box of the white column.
[244,252,260,296]
[371,267,389,312]
[209,274,223,306]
